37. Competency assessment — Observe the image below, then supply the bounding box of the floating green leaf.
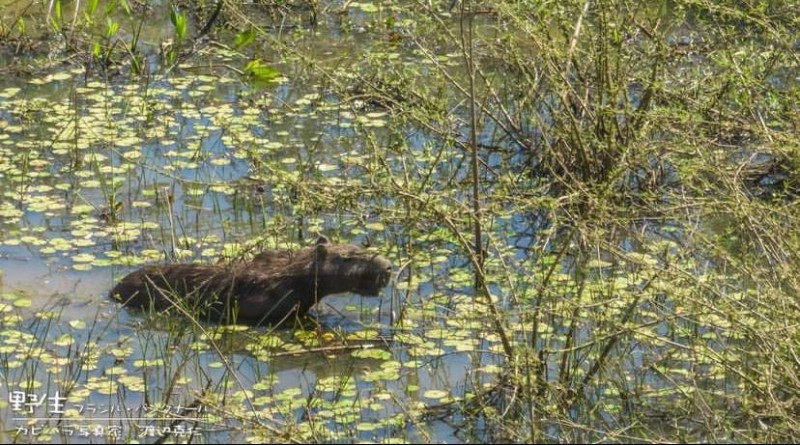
[235,28,257,49]
[243,59,281,84]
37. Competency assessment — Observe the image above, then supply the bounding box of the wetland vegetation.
[0,0,799,443]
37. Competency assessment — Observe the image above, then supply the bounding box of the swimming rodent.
[109,236,392,325]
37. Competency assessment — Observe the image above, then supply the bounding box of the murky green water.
[0,11,484,442]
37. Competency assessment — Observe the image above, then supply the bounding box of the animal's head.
[311,236,392,296]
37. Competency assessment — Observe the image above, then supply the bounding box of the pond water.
[1,1,795,443]
[0,11,497,441]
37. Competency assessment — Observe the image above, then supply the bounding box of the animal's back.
[109,236,392,325]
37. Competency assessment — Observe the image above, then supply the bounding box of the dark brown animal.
[109,236,392,325]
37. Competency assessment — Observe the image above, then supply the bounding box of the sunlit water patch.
[0,56,489,442]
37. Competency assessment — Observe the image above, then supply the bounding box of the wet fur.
[110,237,392,325]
